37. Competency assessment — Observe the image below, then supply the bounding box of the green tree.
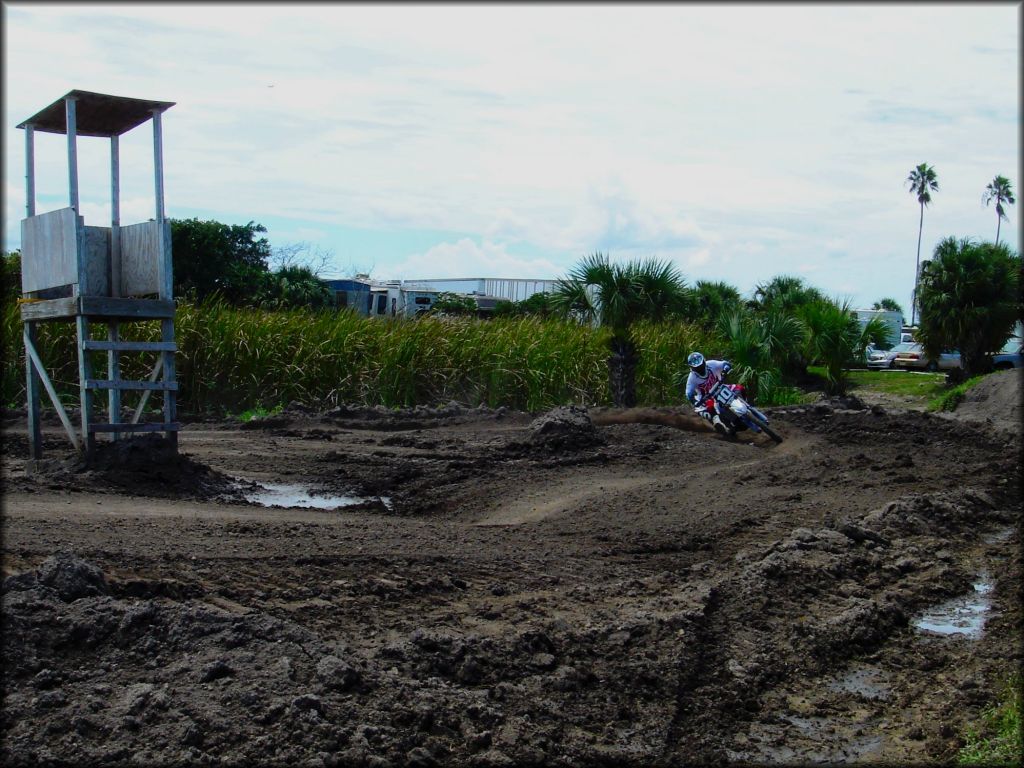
[492,292,556,318]
[552,252,687,407]
[916,237,1020,377]
[2,250,21,302]
[906,163,939,325]
[170,218,272,303]
[982,175,1015,246]
[800,298,887,395]
[430,292,477,316]
[516,291,556,317]
[691,280,742,329]
[716,307,804,400]
[258,265,334,310]
[747,275,825,380]
[750,275,825,315]
[872,298,905,316]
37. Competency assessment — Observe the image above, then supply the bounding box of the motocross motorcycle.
[705,380,783,443]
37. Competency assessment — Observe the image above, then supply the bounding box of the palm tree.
[872,298,904,315]
[982,175,1015,246]
[750,275,825,315]
[714,307,805,401]
[552,252,687,407]
[691,280,742,329]
[916,237,1020,377]
[906,163,939,326]
[799,298,887,395]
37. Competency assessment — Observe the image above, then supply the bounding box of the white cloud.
[2,3,1018,311]
[686,249,712,269]
[391,239,564,281]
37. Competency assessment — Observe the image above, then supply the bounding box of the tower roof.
[17,89,175,137]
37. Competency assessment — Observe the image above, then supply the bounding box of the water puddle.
[826,664,891,701]
[982,525,1015,545]
[241,482,390,511]
[784,715,884,761]
[735,714,884,762]
[913,575,993,638]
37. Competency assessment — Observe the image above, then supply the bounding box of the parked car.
[867,341,916,370]
[893,343,961,372]
[992,338,1023,370]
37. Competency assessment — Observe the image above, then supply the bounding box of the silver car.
[867,341,915,370]
[993,338,1023,370]
[893,343,961,372]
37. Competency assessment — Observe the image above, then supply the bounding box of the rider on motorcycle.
[684,352,744,436]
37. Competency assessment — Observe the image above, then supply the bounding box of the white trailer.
[855,309,903,350]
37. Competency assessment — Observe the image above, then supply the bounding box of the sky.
[3,2,1020,312]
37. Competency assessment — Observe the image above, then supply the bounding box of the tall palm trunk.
[995,214,1001,246]
[912,202,924,326]
[608,337,638,408]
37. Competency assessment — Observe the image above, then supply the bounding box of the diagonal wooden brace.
[131,355,164,425]
[23,328,81,451]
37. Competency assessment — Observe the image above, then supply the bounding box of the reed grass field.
[3,301,722,415]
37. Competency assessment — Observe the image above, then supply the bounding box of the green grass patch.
[927,374,988,413]
[233,405,283,422]
[823,367,949,406]
[759,386,816,406]
[958,672,1022,766]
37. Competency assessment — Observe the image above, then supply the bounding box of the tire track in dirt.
[472,474,662,526]
[471,454,775,527]
[470,408,816,528]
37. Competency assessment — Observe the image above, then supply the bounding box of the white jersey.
[685,360,732,405]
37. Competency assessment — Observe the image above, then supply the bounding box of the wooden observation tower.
[17,90,179,459]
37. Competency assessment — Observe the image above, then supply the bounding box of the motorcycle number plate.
[713,385,735,406]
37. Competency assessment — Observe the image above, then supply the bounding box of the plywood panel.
[82,226,110,296]
[21,208,79,293]
[120,220,163,296]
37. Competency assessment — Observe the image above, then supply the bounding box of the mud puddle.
[733,713,885,763]
[825,663,892,701]
[240,481,390,511]
[733,661,892,763]
[913,574,993,638]
[982,525,1015,544]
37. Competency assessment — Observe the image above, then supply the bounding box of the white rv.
[854,309,903,350]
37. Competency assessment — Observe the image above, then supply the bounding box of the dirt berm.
[1,372,1021,765]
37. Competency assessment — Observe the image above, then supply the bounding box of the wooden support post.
[161,319,177,450]
[76,314,94,453]
[24,321,42,460]
[25,124,35,218]
[66,96,79,212]
[108,134,122,442]
[107,322,122,441]
[110,134,121,297]
[152,108,177,451]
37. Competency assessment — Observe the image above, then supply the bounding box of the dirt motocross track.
[2,371,1021,767]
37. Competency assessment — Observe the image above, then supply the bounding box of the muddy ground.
[1,371,1021,766]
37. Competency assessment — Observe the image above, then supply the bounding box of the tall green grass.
[1,299,757,414]
[3,301,614,413]
[632,319,722,404]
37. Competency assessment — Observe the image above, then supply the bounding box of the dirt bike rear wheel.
[748,412,783,444]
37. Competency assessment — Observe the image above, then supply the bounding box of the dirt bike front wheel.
[748,412,783,444]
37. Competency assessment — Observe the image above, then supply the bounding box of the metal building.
[17,90,178,459]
